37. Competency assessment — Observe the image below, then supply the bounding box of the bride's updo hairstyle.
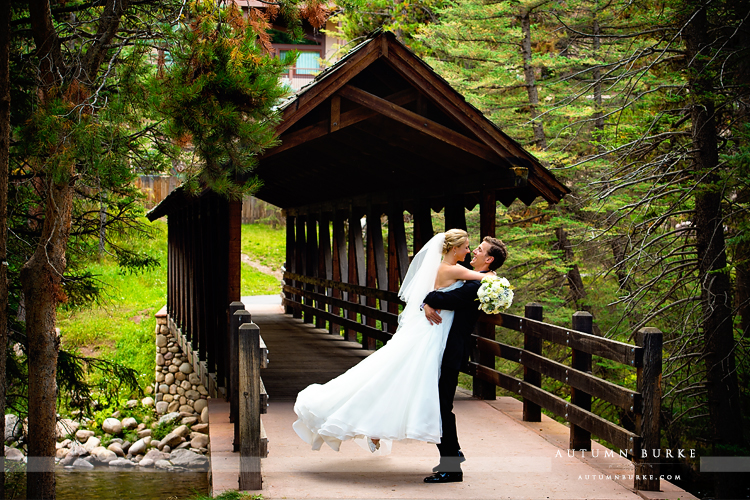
[442,229,469,255]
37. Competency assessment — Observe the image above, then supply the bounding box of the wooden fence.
[136,175,282,225]
[282,272,662,492]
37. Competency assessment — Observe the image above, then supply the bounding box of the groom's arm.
[423,280,481,311]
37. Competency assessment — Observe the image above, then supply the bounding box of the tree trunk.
[20,178,74,500]
[520,10,547,149]
[0,0,11,494]
[592,15,603,131]
[685,5,746,498]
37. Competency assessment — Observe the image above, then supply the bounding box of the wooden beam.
[480,189,496,238]
[337,85,501,165]
[411,198,433,254]
[265,89,417,159]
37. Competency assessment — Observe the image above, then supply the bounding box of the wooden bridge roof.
[148,30,568,220]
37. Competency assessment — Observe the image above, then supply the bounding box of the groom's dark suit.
[423,275,484,468]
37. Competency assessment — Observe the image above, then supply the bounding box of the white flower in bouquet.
[476,275,514,314]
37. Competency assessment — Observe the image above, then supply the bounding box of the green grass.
[241,262,281,295]
[240,223,286,271]
[58,220,168,388]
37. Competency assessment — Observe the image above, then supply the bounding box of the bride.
[292,229,490,454]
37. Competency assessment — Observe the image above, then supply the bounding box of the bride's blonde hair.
[442,229,469,255]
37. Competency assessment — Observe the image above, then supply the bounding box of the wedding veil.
[397,233,446,321]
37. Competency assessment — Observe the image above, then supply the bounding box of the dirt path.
[241,253,283,280]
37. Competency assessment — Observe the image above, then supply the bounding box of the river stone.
[145,386,154,395]
[181,416,198,426]
[138,458,155,468]
[83,437,101,452]
[56,447,70,459]
[178,362,192,374]
[126,399,139,409]
[75,429,95,442]
[150,440,160,450]
[175,441,190,451]
[156,335,167,347]
[68,444,87,457]
[180,380,191,391]
[60,454,78,466]
[160,325,169,335]
[200,406,209,424]
[102,418,122,435]
[175,372,186,382]
[190,434,209,449]
[137,429,152,439]
[108,442,125,457]
[171,425,189,438]
[72,458,95,469]
[158,412,180,426]
[188,373,201,385]
[122,417,138,430]
[167,402,180,413]
[155,459,173,470]
[163,352,174,361]
[194,399,208,415]
[56,418,79,439]
[182,389,198,401]
[177,405,192,414]
[170,448,209,469]
[158,384,169,394]
[143,449,169,461]
[158,431,184,450]
[164,373,175,385]
[5,414,21,443]
[197,385,208,396]
[168,364,179,373]
[91,446,117,464]
[155,372,165,383]
[168,345,180,353]
[155,402,169,415]
[155,353,164,366]
[191,423,209,434]
[163,394,174,403]
[177,389,185,398]
[109,458,135,467]
[137,423,146,431]
[5,446,24,461]
[128,438,148,456]
[169,385,178,395]
[57,438,71,449]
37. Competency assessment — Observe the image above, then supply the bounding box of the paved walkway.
[208,297,697,500]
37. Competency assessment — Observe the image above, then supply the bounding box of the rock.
[197,385,208,396]
[164,373,175,385]
[163,394,174,403]
[160,325,169,334]
[91,446,118,464]
[72,458,95,469]
[102,418,122,435]
[126,399,139,409]
[175,372,186,382]
[188,373,201,385]
[5,446,24,461]
[194,399,208,415]
[191,423,209,434]
[128,438,148,456]
[190,434,209,449]
[158,384,169,394]
[137,429,152,439]
[75,429,95,442]
[184,390,199,400]
[155,402,169,415]
[154,459,173,470]
[162,445,171,453]
[60,454,78,466]
[175,441,190,450]
[145,386,154,395]
[167,401,180,414]
[56,418,80,439]
[109,458,136,467]
[200,406,209,424]
[179,362,192,374]
[141,397,154,408]
[112,411,121,419]
[158,431,185,450]
[168,365,179,373]
[171,425,189,438]
[57,438,71,449]
[143,449,169,462]
[68,444,87,457]
[164,352,174,361]
[136,423,146,431]
[156,335,167,347]
[168,345,180,353]
[5,414,22,443]
[83,436,101,452]
[108,442,125,457]
[56,447,69,459]
[179,405,194,414]
[181,416,198,426]
[158,412,180,426]
[170,448,209,469]
[122,417,138,430]
[138,458,155,468]
[121,440,132,454]
[155,372,165,383]
[156,353,164,365]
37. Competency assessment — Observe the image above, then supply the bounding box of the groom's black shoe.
[424,471,463,483]
[432,450,466,473]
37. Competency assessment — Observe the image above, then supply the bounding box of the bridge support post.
[239,322,262,491]
[569,311,593,450]
[232,309,252,450]
[523,303,543,422]
[634,327,662,492]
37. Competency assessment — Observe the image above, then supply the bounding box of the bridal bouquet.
[477,275,514,314]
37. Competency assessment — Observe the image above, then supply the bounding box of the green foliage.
[157,0,290,199]
[241,262,281,296]
[240,223,287,271]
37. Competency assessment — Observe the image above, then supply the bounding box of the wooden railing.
[283,272,662,492]
[229,302,269,490]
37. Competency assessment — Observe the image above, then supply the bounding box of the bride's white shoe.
[367,438,381,453]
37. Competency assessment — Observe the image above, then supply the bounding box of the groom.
[421,236,508,483]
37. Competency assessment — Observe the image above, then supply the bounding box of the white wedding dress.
[292,233,459,454]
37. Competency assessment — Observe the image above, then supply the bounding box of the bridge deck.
[208,297,696,500]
